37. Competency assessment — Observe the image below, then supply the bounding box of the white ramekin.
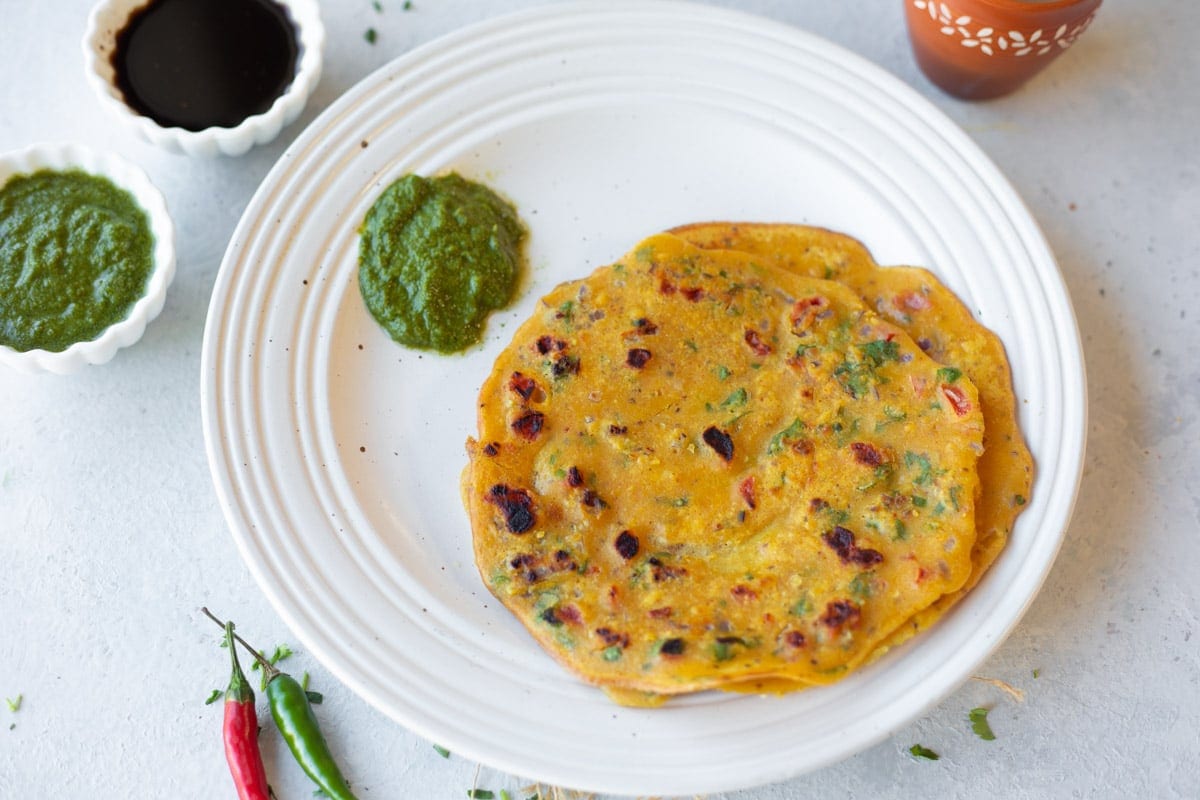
[82,0,325,158]
[0,143,176,375]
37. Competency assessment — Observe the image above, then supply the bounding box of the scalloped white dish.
[0,143,175,375]
[201,2,1086,795]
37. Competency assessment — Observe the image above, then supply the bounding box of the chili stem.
[201,607,279,676]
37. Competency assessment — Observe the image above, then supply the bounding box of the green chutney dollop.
[358,173,525,353]
[0,168,155,353]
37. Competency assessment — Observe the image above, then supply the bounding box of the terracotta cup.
[904,0,1102,99]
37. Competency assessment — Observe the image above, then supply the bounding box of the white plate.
[201,2,1086,795]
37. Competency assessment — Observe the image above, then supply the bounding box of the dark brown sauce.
[112,0,298,131]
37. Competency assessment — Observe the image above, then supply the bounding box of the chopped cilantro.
[1032,668,1041,679]
[949,485,962,511]
[911,495,927,508]
[684,339,699,352]
[720,387,748,409]
[904,451,936,486]
[5,695,21,713]
[204,689,222,706]
[936,366,962,384]
[467,791,495,799]
[364,27,377,43]
[715,365,731,380]
[860,338,901,366]
[767,418,806,455]
[893,519,908,541]
[602,646,623,662]
[433,744,451,758]
[833,359,875,399]
[849,572,874,599]
[909,743,940,760]
[789,596,813,617]
[305,691,324,705]
[875,406,907,431]
[712,641,733,662]
[969,707,996,740]
[1014,494,1027,506]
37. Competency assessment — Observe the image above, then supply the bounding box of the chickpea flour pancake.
[672,222,1034,660]
[463,233,985,698]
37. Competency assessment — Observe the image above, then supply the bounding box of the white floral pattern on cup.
[911,0,1096,56]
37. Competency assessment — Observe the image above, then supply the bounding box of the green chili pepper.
[202,609,359,800]
[265,670,358,800]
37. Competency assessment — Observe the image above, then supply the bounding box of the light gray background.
[1,1,1196,798]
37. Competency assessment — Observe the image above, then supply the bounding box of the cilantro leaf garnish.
[720,387,748,409]
[969,707,996,740]
[936,366,962,384]
[204,689,222,705]
[767,418,806,455]
[909,743,940,760]
[860,338,901,366]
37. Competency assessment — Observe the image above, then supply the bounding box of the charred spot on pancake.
[850,442,886,467]
[541,607,564,626]
[702,426,734,461]
[566,466,584,488]
[608,424,628,435]
[744,329,772,356]
[626,348,652,368]
[536,335,567,354]
[508,371,539,401]
[681,286,705,302]
[819,599,862,632]
[511,410,545,440]
[659,278,676,295]
[649,556,687,582]
[551,353,580,378]
[486,484,535,534]
[730,584,758,601]
[627,317,658,337]
[822,526,884,566]
[784,630,807,648]
[659,637,686,656]
[614,530,639,560]
[648,606,673,619]
[581,489,608,510]
[595,627,630,648]
[809,497,829,513]
[482,442,501,457]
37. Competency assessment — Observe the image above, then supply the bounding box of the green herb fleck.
[860,338,901,366]
[1014,494,1027,506]
[364,27,377,43]
[876,406,907,431]
[768,418,806,455]
[949,485,962,512]
[712,641,733,662]
[305,691,324,705]
[204,689,222,706]
[904,451,936,486]
[937,366,962,384]
[372,0,382,11]
[602,646,623,662]
[684,339,699,352]
[849,572,874,599]
[468,791,495,799]
[403,0,413,8]
[1032,668,1041,679]
[969,707,996,740]
[433,743,451,758]
[893,519,908,541]
[789,596,813,617]
[909,743,940,760]
[911,495,927,508]
[5,695,22,713]
[300,671,310,691]
[720,387,748,409]
[500,792,513,800]
[715,365,731,380]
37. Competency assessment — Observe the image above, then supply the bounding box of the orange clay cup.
[904,0,1102,99]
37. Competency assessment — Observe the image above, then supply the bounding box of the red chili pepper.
[221,621,271,800]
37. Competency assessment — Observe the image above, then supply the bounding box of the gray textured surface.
[1,1,1197,798]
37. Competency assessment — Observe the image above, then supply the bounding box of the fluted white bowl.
[0,143,175,374]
